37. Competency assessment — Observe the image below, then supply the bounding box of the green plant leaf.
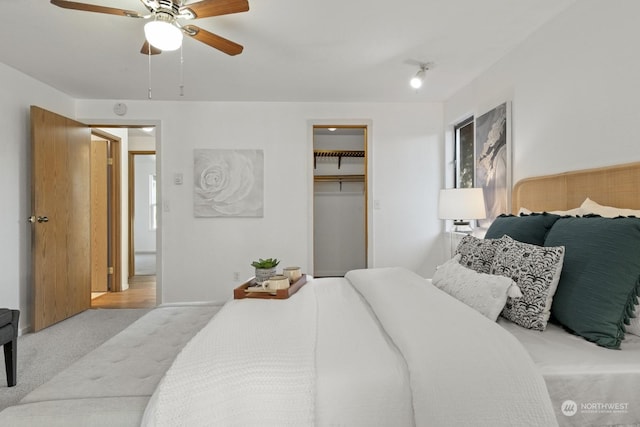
[250,257,280,268]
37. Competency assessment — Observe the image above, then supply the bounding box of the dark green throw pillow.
[485,213,561,246]
[545,216,640,349]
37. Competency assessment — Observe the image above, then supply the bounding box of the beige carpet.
[0,308,150,411]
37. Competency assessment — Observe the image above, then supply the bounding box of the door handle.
[28,216,49,223]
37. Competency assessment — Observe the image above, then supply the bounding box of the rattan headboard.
[511,162,640,214]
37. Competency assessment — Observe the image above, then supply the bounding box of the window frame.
[453,116,474,189]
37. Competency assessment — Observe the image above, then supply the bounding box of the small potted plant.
[251,258,280,284]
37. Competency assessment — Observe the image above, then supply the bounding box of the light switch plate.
[174,173,183,185]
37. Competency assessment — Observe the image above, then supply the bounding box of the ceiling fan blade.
[181,0,249,19]
[183,25,243,55]
[140,41,162,55]
[50,0,144,18]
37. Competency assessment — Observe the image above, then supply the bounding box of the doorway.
[89,129,122,301]
[313,125,368,277]
[89,126,157,310]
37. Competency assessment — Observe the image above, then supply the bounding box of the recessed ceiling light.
[328,128,337,132]
[142,127,154,133]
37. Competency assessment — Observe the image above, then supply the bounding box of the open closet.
[313,126,367,277]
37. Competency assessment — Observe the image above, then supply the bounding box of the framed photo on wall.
[475,102,512,227]
[194,149,264,218]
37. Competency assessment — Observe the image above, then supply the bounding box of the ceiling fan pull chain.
[180,44,184,97]
[148,44,153,100]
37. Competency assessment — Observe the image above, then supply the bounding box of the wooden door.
[90,139,109,292]
[31,106,91,331]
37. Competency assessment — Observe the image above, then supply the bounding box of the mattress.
[144,271,557,426]
[499,318,640,427]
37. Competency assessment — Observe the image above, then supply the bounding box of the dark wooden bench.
[0,309,19,387]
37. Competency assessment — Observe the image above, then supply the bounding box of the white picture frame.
[193,149,264,218]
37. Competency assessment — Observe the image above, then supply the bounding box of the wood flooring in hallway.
[91,276,156,309]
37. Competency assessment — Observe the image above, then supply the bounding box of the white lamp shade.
[438,188,487,220]
[144,20,183,51]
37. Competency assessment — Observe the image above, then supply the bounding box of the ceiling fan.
[50,0,249,56]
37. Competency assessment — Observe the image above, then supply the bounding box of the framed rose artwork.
[194,149,264,217]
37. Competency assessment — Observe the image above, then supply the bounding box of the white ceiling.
[0,0,576,103]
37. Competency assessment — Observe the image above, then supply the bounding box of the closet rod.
[314,174,365,192]
[314,174,365,182]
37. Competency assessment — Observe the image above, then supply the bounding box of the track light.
[410,64,428,89]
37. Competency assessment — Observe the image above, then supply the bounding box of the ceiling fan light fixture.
[144,19,183,51]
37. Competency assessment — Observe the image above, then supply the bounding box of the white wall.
[314,191,366,276]
[77,100,444,303]
[0,63,76,332]
[0,63,444,327]
[445,0,640,187]
[129,135,156,152]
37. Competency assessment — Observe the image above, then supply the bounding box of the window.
[149,174,157,231]
[454,117,474,188]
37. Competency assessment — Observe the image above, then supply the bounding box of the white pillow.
[518,206,585,216]
[432,255,522,321]
[628,299,640,337]
[581,197,640,218]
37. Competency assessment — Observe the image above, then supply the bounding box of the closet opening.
[313,125,368,277]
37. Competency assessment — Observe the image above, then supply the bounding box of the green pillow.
[545,216,640,349]
[485,213,561,246]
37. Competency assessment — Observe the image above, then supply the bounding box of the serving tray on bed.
[233,274,308,300]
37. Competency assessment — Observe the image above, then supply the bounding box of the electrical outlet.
[233,272,241,281]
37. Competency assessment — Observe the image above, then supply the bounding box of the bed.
[502,161,640,427]
[1,162,639,427]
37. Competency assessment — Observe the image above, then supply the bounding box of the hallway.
[91,277,156,309]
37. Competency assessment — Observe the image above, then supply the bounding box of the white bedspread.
[142,288,318,427]
[314,277,414,426]
[347,268,558,427]
[144,268,558,426]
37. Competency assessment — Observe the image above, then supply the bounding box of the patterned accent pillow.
[490,236,565,331]
[454,235,502,274]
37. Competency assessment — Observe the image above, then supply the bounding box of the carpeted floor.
[0,308,150,411]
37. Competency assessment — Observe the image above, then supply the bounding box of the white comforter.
[143,267,558,426]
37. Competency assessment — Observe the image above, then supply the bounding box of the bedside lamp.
[438,188,487,255]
